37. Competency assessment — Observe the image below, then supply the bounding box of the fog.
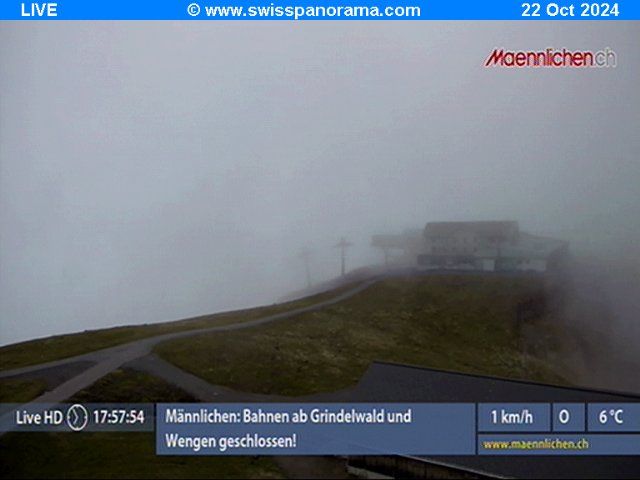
[1,22,639,347]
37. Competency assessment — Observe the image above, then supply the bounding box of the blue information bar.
[156,403,477,455]
[3,402,638,456]
[1,0,639,21]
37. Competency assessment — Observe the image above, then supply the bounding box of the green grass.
[68,368,196,403]
[0,377,47,403]
[0,362,200,405]
[0,369,285,479]
[0,284,358,372]
[156,276,567,396]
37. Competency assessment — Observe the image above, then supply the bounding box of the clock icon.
[66,404,89,432]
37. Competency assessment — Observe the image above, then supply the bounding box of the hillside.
[0,283,358,372]
[155,275,566,396]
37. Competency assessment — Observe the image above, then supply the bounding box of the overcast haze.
[1,22,639,346]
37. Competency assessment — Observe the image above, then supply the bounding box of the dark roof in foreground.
[351,361,640,402]
[345,361,640,479]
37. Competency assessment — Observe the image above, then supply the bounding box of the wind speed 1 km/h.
[521,2,620,18]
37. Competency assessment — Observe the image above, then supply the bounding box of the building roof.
[351,361,639,402]
[424,221,518,238]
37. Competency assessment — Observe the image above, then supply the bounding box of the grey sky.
[1,22,639,345]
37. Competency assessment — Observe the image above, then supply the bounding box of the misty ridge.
[0,21,639,390]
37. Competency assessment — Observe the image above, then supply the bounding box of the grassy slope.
[156,276,567,396]
[0,378,47,403]
[0,284,357,372]
[0,369,284,479]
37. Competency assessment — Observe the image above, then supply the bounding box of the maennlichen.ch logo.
[485,47,617,68]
